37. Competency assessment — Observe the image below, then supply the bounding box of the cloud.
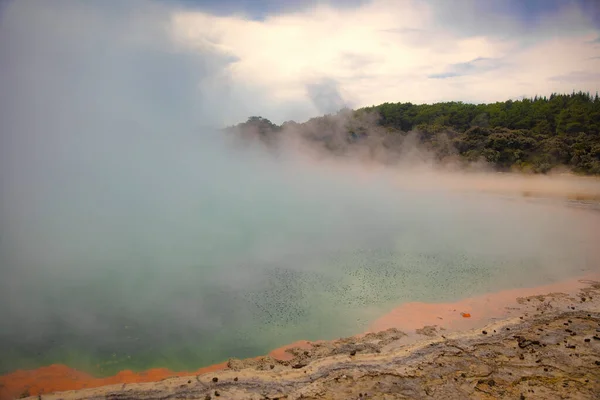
[425,0,598,39]
[171,0,600,122]
[170,0,369,20]
[2,0,597,127]
[0,0,241,130]
[428,57,502,79]
[549,71,600,83]
[2,0,600,127]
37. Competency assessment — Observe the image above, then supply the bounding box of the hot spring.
[1,0,599,381]
[1,128,598,376]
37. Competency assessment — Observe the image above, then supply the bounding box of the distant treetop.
[227,92,600,174]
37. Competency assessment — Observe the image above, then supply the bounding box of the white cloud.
[170,0,600,122]
[3,0,597,126]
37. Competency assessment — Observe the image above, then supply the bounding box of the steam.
[0,0,599,376]
[306,78,349,115]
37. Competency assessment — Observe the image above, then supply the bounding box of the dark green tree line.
[227,92,600,174]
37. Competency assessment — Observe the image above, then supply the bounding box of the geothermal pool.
[1,170,598,377]
[1,0,599,382]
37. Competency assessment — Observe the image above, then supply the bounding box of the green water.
[1,195,596,376]
[2,135,598,376]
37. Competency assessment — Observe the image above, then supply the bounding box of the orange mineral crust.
[0,362,227,400]
[368,274,599,335]
[0,342,318,400]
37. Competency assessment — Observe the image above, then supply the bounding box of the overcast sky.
[1,0,599,125]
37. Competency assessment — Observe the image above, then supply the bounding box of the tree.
[229,92,600,174]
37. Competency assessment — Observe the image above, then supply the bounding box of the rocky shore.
[14,279,600,400]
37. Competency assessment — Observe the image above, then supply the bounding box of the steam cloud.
[0,0,598,375]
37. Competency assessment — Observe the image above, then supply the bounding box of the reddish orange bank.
[0,341,315,400]
[0,362,227,400]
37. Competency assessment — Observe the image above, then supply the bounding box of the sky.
[1,0,599,126]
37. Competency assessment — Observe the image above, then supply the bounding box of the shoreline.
[2,273,599,399]
[368,273,600,337]
[11,275,600,400]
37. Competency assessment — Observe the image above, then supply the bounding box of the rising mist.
[0,0,599,375]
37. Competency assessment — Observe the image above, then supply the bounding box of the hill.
[227,92,600,174]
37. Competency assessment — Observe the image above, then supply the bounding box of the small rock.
[585,338,591,342]
[234,377,238,381]
[516,337,540,348]
[212,377,218,383]
[350,350,357,356]
[227,358,244,371]
[544,368,548,372]
[482,330,488,335]
[214,390,220,397]
[596,361,600,366]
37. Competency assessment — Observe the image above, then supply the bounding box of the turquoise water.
[1,158,597,376]
[1,122,598,376]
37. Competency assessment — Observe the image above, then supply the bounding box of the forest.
[226,92,600,174]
